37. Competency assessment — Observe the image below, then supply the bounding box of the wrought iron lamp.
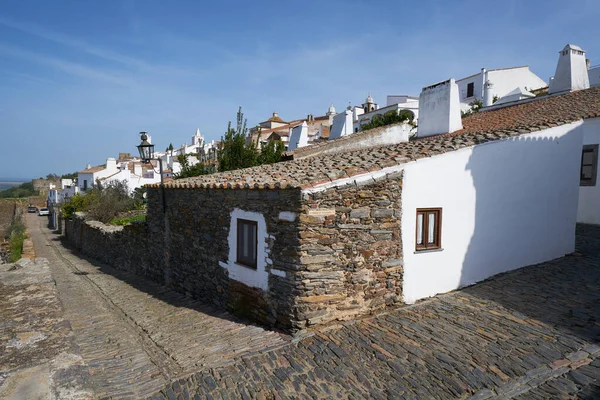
[137,131,166,212]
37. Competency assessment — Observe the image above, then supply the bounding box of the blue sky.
[1,0,599,179]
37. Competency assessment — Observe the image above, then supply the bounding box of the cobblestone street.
[1,216,599,399]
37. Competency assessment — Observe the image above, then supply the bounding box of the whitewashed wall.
[401,121,583,303]
[577,118,600,224]
[457,67,547,111]
[590,66,600,87]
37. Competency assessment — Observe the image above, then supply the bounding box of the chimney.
[483,69,494,107]
[133,162,142,176]
[106,157,117,171]
[548,44,590,94]
[417,78,463,138]
[288,122,309,150]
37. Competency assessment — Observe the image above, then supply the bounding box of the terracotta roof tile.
[167,87,600,190]
[79,164,106,174]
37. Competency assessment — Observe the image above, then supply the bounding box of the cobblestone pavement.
[25,215,288,399]
[5,215,600,399]
[0,248,92,399]
[149,225,600,400]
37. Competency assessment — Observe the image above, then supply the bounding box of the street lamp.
[137,131,166,212]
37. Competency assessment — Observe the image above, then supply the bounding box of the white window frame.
[219,208,270,290]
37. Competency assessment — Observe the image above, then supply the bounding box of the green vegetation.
[0,181,38,198]
[110,214,147,226]
[359,109,415,131]
[61,172,78,180]
[61,180,140,224]
[174,107,285,179]
[174,153,217,179]
[6,219,26,262]
[461,95,499,118]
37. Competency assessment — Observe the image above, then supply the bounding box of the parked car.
[27,206,37,213]
[38,208,50,216]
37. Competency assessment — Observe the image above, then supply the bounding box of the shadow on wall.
[52,230,284,334]
[462,130,600,344]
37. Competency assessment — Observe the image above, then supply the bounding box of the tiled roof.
[164,87,600,190]
[79,165,106,174]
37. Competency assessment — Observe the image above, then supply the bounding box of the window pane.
[582,166,593,179]
[428,212,436,244]
[243,224,250,257]
[417,213,424,245]
[248,224,256,262]
[582,151,594,165]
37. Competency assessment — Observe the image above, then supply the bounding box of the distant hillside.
[0,181,25,191]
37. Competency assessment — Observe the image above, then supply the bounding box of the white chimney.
[417,78,463,138]
[288,122,309,150]
[483,69,494,106]
[133,162,142,176]
[548,44,590,94]
[106,157,117,171]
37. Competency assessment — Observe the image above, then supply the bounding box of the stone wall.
[0,199,16,235]
[62,176,404,333]
[295,173,404,328]
[64,213,162,283]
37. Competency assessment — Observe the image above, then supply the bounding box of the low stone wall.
[0,199,16,235]
[64,213,163,283]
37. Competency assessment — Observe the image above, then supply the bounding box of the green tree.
[0,182,38,198]
[217,107,259,172]
[258,138,285,165]
[61,172,78,180]
[173,153,216,179]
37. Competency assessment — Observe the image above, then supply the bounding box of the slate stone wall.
[295,172,404,329]
[146,186,303,330]
[64,213,162,283]
[62,175,404,332]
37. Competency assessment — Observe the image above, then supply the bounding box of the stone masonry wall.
[146,186,303,330]
[62,175,403,333]
[64,213,163,283]
[295,172,403,328]
[0,199,16,235]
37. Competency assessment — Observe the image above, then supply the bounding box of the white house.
[353,96,419,133]
[162,44,599,331]
[456,66,547,111]
[78,157,162,193]
[589,64,600,87]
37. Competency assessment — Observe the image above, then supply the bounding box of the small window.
[237,219,258,268]
[466,82,474,98]
[581,144,599,186]
[416,208,442,251]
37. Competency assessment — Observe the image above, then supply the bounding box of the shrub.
[359,109,415,131]
[60,180,136,223]
[61,192,97,219]
[6,219,26,262]
[110,214,147,226]
[86,180,135,223]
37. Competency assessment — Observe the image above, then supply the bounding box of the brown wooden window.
[580,144,598,187]
[416,208,442,251]
[236,219,258,268]
[466,82,475,98]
